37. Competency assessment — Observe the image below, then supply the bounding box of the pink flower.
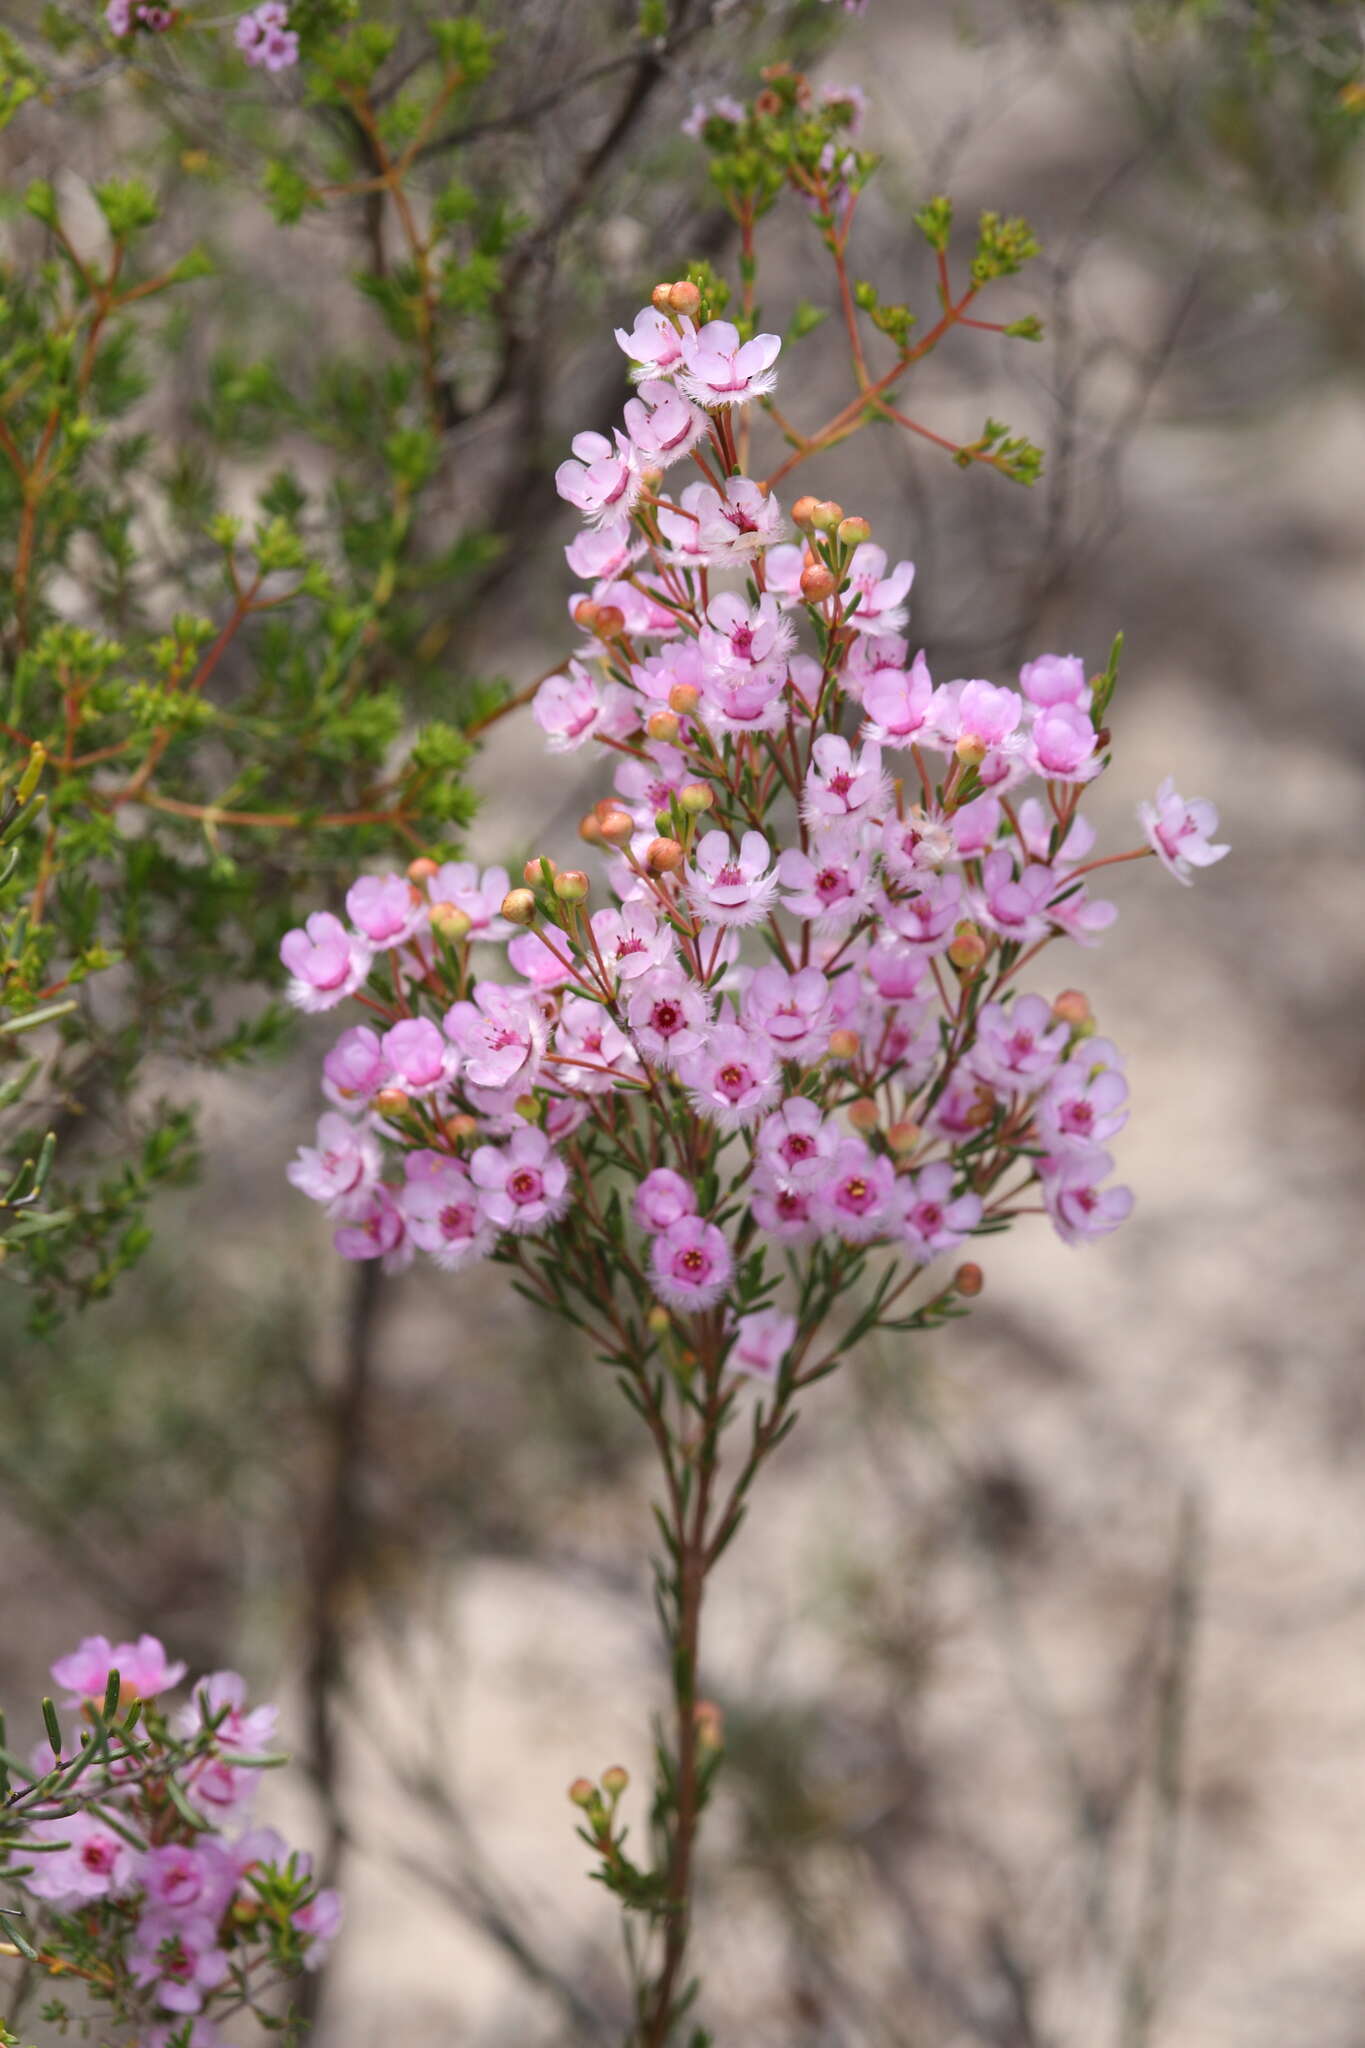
[970,851,1056,942]
[555,429,639,525]
[926,1071,998,1141]
[685,829,778,928]
[880,805,955,883]
[860,649,935,746]
[623,379,707,464]
[345,873,422,946]
[814,1138,898,1242]
[728,1307,798,1383]
[863,938,930,1002]
[755,1098,838,1186]
[1035,1046,1129,1151]
[381,1017,450,1095]
[235,2,299,71]
[680,1020,780,1129]
[295,1887,344,1967]
[334,1186,409,1268]
[699,662,788,734]
[777,830,873,928]
[740,964,832,1061]
[969,994,1069,1089]
[614,306,694,382]
[534,659,634,753]
[1019,652,1089,709]
[469,1127,570,1234]
[950,791,1003,858]
[1026,702,1101,783]
[321,1026,389,1104]
[751,1170,822,1243]
[566,523,641,583]
[678,320,781,406]
[138,1843,238,1922]
[589,906,675,984]
[426,862,515,942]
[398,1154,495,1269]
[51,1633,186,1706]
[633,1168,697,1233]
[1139,777,1230,884]
[1039,1146,1134,1245]
[763,542,807,606]
[657,480,785,562]
[626,970,711,1067]
[650,1215,733,1310]
[444,982,546,1091]
[551,994,640,1093]
[612,741,689,827]
[288,1113,382,1219]
[803,734,890,831]
[843,544,915,635]
[880,870,962,953]
[105,0,133,29]
[700,591,793,678]
[174,1670,278,1754]
[129,1909,230,2014]
[22,1814,134,1905]
[936,678,1024,754]
[280,913,371,1012]
[898,1162,982,1261]
[508,929,574,990]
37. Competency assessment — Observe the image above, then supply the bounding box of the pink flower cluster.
[234,2,299,70]
[5,1635,341,2043]
[283,287,1227,1377]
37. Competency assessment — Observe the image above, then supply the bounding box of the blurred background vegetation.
[2,2,1365,2043]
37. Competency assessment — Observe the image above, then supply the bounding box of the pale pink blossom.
[235,2,298,71]
[844,543,915,635]
[728,1307,798,1383]
[1026,702,1101,783]
[880,805,955,883]
[657,479,784,562]
[970,851,1056,942]
[138,1842,238,1923]
[614,306,694,382]
[174,1671,277,1755]
[898,1162,982,1261]
[1019,651,1090,709]
[444,983,547,1092]
[551,994,641,1093]
[381,1017,451,1094]
[678,320,781,406]
[751,1171,822,1243]
[755,1097,838,1186]
[633,1168,697,1233]
[426,862,515,941]
[565,522,641,584]
[345,873,423,947]
[685,829,778,928]
[322,1025,390,1104]
[1036,1050,1129,1151]
[129,1909,230,2014]
[1039,1146,1134,1245]
[1139,777,1230,884]
[700,663,788,733]
[534,661,634,753]
[469,1127,570,1234]
[623,379,707,464]
[397,1154,495,1269]
[740,964,833,1060]
[612,742,690,827]
[280,913,372,1012]
[863,937,930,1001]
[626,970,711,1067]
[23,1814,134,1905]
[589,906,675,984]
[969,995,1069,1089]
[508,929,575,990]
[880,870,962,953]
[777,829,873,928]
[861,648,935,746]
[295,1887,344,1967]
[699,591,794,677]
[679,1020,780,1129]
[287,1114,382,1218]
[555,429,639,525]
[814,1138,898,1242]
[803,733,890,831]
[650,1215,733,1310]
[334,1186,410,1269]
[52,1633,186,1706]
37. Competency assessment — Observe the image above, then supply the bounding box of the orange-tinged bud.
[809,499,844,534]
[598,809,635,845]
[947,921,987,971]
[668,280,701,318]
[601,1765,629,1796]
[887,1118,921,1154]
[1051,988,1092,1028]
[678,782,714,814]
[443,1113,479,1145]
[572,598,601,630]
[646,836,685,874]
[754,87,783,117]
[524,855,556,886]
[646,709,681,744]
[374,1088,410,1118]
[669,682,701,716]
[646,1304,671,1336]
[954,735,987,767]
[579,813,605,845]
[406,856,438,883]
[800,564,837,603]
[501,887,537,926]
[650,282,672,311]
[514,1093,543,1123]
[836,515,872,547]
[568,1777,596,1807]
[847,1096,879,1133]
[791,493,821,531]
[553,869,590,903]
[828,1028,859,1061]
[593,605,626,640]
[430,901,473,940]
[954,1262,984,1297]
[695,1699,725,1751]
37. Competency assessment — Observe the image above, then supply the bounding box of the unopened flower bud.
[568,1777,596,1807]
[808,499,844,534]
[374,1088,411,1118]
[828,1028,859,1061]
[847,1096,879,1133]
[579,812,605,845]
[754,87,784,118]
[669,682,701,716]
[430,901,473,940]
[647,1304,672,1336]
[791,494,821,531]
[953,1262,984,1298]
[443,1113,479,1144]
[800,564,837,603]
[553,869,590,904]
[524,855,556,886]
[639,465,664,493]
[954,735,987,767]
[601,1764,629,1796]
[406,856,439,883]
[694,1699,724,1752]
[514,1094,543,1124]
[501,887,537,926]
[678,782,714,814]
[667,280,701,318]
[947,921,987,971]
[598,809,635,845]
[1051,989,1092,1029]
[646,708,681,744]
[572,598,601,631]
[646,836,685,875]
[836,515,872,547]
[650,282,673,311]
[887,1118,922,1154]
[593,605,626,641]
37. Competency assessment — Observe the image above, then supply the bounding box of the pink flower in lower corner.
[129,1909,231,2014]
[651,1215,733,1311]
[1139,777,1230,884]
[469,1127,569,1234]
[728,1307,798,1383]
[51,1633,186,1706]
